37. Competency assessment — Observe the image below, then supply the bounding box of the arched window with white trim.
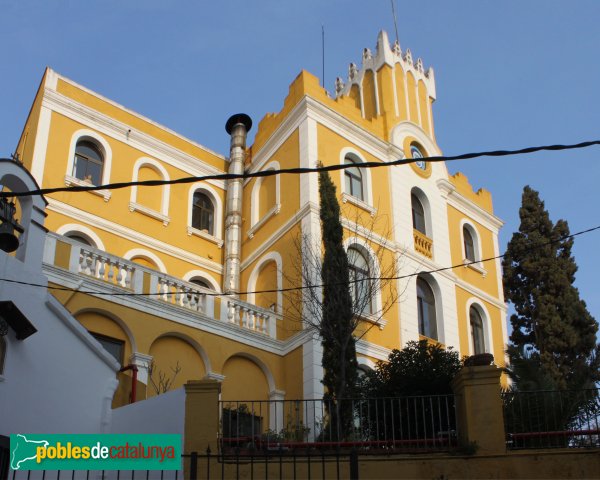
[416,276,437,340]
[469,306,486,355]
[344,156,364,201]
[463,226,475,262]
[187,184,223,246]
[65,130,113,201]
[348,246,372,315]
[192,192,214,234]
[411,193,426,235]
[73,140,103,185]
[129,159,171,225]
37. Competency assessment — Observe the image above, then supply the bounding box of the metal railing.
[219,395,458,453]
[502,388,600,449]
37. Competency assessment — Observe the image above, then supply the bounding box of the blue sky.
[1,1,599,327]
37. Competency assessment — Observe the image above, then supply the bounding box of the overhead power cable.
[0,224,598,299]
[2,140,599,199]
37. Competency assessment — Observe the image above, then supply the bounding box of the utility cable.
[1,224,597,299]
[1,140,599,198]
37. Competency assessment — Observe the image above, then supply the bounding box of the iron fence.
[502,388,600,449]
[220,395,458,453]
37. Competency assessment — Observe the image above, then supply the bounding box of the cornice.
[355,339,392,361]
[47,198,224,274]
[43,89,226,190]
[44,263,317,357]
[437,179,504,232]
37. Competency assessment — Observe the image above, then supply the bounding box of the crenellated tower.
[334,31,436,142]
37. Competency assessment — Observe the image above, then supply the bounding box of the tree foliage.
[318,169,358,415]
[361,340,463,398]
[502,186,600,390]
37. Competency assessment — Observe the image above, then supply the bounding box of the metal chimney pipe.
[223,113,252,296]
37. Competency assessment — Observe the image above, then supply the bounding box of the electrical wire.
[1,224,597,299]
[2,139,600,198]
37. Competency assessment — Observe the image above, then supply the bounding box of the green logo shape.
[10,434,181,471]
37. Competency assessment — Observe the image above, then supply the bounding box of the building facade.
[11,31,507,406]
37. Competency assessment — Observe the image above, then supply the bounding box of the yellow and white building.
[12,31,507,406]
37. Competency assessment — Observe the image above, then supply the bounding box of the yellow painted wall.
[446,205,499,298]
[254,260,278,311]
[148,336,206,398]
[258,175,277,219]
[55,78,226,171]
[406,72,419,124]
[15,69,48,168]
[455,286,505,368]
[362,70,377,120]
[136,166,162,212]
[221,356,270,401]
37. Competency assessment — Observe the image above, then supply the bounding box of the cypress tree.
[502,186,600,390]
[318,169,358,437]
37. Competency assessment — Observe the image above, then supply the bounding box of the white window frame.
[415,273,444,343]
[123,248,167,273]
[343,238,386,329]
[249,161,281,238]
[187,183,223,248]
[339,149,376,216]
[129,158,171,226]
[411,187,433,238]
[465,299,493,357]
[246,251,283,315]
[56,223,106,251]
[65,129,113,201]
[183,270,221,292]
[460,219,487,276]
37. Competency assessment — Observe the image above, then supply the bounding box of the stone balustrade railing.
[43,233,278,339]
[413,229,433,259]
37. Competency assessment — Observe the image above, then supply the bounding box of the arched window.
[73,140,104,185]
[344,156,364,201]
[190,278,212,290]
[470,306,485,355]
[411,194,426,235]
[417,277,437,340]
[192,192,214,234]
[463,226,475,262]
[348,247,372,315]
[65,233,93,247]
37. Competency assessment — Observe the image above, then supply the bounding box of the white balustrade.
[223,298,274,337]
[45,233,278,339]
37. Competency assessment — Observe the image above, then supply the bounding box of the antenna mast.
[390,0,399,44]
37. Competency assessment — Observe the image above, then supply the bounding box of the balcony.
[413,229,433,259]
[42,233,279,339]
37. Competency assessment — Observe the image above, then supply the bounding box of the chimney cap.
[225,113,252,135]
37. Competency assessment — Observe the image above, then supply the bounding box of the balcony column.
[268,389,286,432]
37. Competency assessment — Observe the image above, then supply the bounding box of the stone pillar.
[184,379,222,454]
[129,352,152,385]
[268,389,286,432]
[451,365,505,455]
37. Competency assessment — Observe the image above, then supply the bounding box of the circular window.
[411,145,426,170]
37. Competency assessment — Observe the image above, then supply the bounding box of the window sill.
[128,202,170,226]
[341,193,376,217]
[187,226,224,248]
[357,312,387,330]
[463,259,487,277]
[64,175,111,202]
[419,335,444,347]
[248,203,281,239]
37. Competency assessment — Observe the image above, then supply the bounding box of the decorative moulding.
[64,175,111,202]
[187,226,224,248]
[247,203,281,239]
[464,260,487,277]
[341,193,377,217]
[128,201,170,226]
